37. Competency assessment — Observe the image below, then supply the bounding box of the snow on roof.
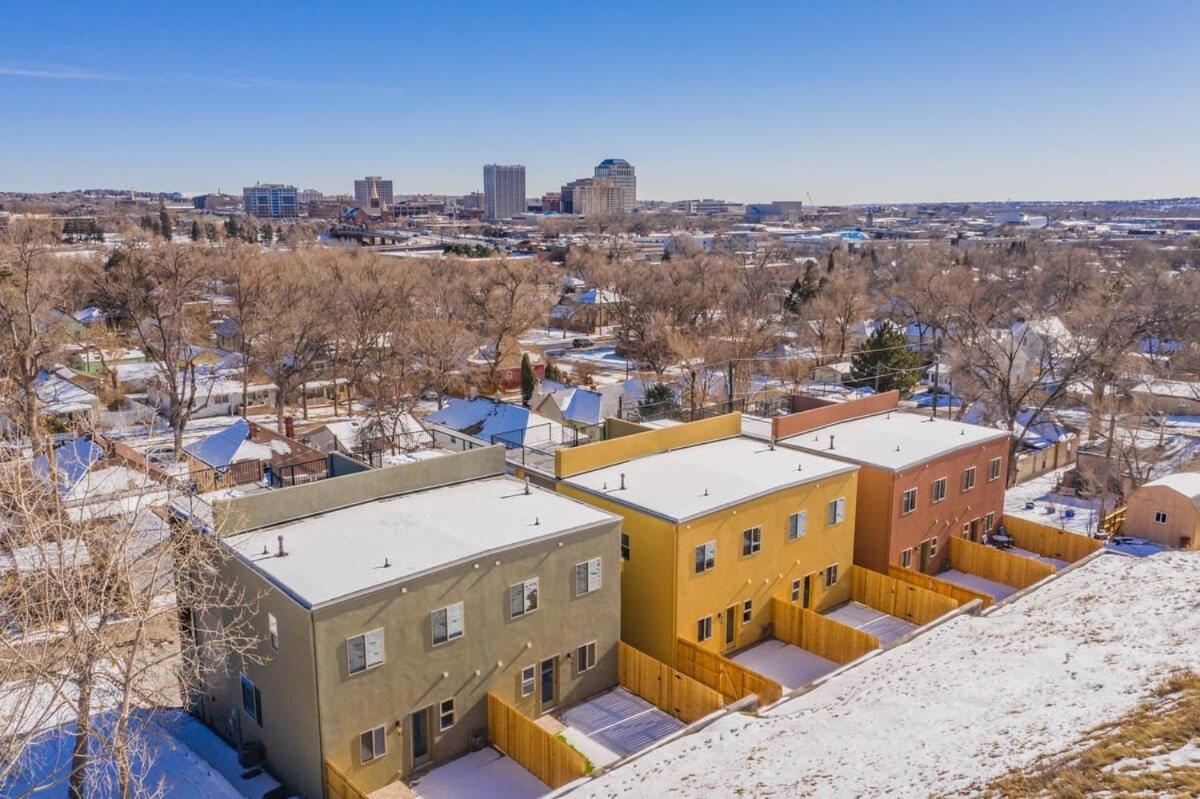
[31,437,105,496]
[780,411,1009,471]
[425,398,566,448]
[71,306,107,325]
[562,436,857,523]
[223,475,615,607]
[1131,378,1200,400]
[184,419,301,468]
[1,539,91,575]
[1139,472,1200,506]
[34,368,98,415]
[574,552,1200,798]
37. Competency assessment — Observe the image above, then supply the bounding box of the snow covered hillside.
[574,553,1200,798]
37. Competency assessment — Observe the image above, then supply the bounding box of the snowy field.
[410,748,546,799]
[573,553,1200,798]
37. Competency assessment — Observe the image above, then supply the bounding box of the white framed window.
[268,613,278,651]
[347,628,385,675]
[984,512,995,531]
[932,476,947,503]
[929,537,939,557]
[790,578,802,602]
[901,488,918,515]
[359,724,386,763]
[431,603,464,646]
[509,578,540,618]
[576,641,597,673]
[827,497,846,525]
[823,563,839,588]
[788,511,807,540]
[962,466,976,492]
[741,599,752,624]
[240,673,262,725]
[900,548,912,569]
[575,558,602,596]
[962,522,971,538]
[439,698,456,731]
[694,541,716,574]
[520,664,536,696]
[742,527,762,556]
[697,615,713,642]
[988,457,1002,482]
[1154,511,1168,524]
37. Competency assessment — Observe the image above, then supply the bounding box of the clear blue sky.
[1,1,1197,203]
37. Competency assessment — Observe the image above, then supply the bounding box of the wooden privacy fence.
[675,638,782,706]
[771,599,879,665]
[887,566,992,609]
[948,536,1055,590]
[850,567,958,627]
[618,642,725,723]
[487,692,588,788]
[324,758,369,799]
[1001,514,1104,563]
[1099,506,1127,535]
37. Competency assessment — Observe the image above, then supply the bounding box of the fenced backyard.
[487,691,589,788]
[1002,513,1105,562]
[617,642,726,724]
[771,599,880,665]
[888,565,994,609]
[948,536,1056,590]
[675,638,782,706]
[851,567,959,627]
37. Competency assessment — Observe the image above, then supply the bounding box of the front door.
[919,540,930,572]
[969,518,981,542]
[724,605,736,648]
[411,707,431,766]
[539,657,557,712]
[802,574,812,609]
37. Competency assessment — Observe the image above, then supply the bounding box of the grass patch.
[555,732,595,774]
[973,671,1200,798]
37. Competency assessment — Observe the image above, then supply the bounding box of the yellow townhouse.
[554,413,859,667]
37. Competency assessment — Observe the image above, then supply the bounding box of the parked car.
[572,337,593,348]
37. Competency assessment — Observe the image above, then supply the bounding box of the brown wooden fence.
[948,536,1055,590]
[324,758,369,799]
[771,599,879,665]
[1001,514,1104,563]
[887,566,993,609]
[618,642,725,723]
[850,567,958,627]
[1099,505,1127,535]
[675,638,782,706]
[487,692,589,788]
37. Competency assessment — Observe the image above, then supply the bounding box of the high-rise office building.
[573,179,625,217]
[593,158,636,212]
[242,184,299,219]
[482,164,526,220]
[354,176,394,209]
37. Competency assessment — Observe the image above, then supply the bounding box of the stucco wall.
[555,413,741,478]
[1126,485,1200,549]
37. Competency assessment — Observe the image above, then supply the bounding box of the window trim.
[1154,510,1168,524]
[741,599,752,624]
[520,664,536,696]
[509,577,540,619]
[962,466,977,492]
[790,578,802,602]
[439,698,456,731]
[574,557,602,596]
[928,536,939,557]
[697,615,713,642]
[359,724,386,764]
[988,457,1002,482]
[576,640,597,674]
[900,547,913,569]
[741,527,763,557]
[694,541,717,574]
[788,510,808,540]
[347,628,385,675]
[901,487,918,515]
[240,672,262,726]
[267,612,279,652]
[984,512,995,531]
[823,563,839,588]
[828,497,846,525]
[932,476,947,504]
[431,602,465,647]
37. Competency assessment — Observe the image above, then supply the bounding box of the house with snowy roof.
[422,396,577,452]
[183,418,325,491]
[533,384,606,428]
[30,436,167,517]
[1125,472,1200,550]
[549,287,624,332]
[33,367,100,428]
[1011,410,1078,484]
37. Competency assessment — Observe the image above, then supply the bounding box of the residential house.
[549,288,623,333]
[470,338,544,391]
[299,415,431,458]
[422,396,580,452]
[146,372,276,419]
[1011,410,1077,484]
[773,392,1010,574]
[30,436,168,520]
[554,413,859,666]
[533,384,605,430]
[183,418,326,491]
[812,361,852,385]
[178,446,620,797]
[32,367,100,429]
[1124,472,1200,550]
[1129,378,1200,416]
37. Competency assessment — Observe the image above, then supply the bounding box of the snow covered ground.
[1004,466,1102,534]
[730,639,838,690]
[410,748,547,799]
[939,569,1019,601]
[573,552,1200,798]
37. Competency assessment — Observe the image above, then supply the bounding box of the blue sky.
[1,1,1197,203]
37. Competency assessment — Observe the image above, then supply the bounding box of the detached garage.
[1125,473,1200,550]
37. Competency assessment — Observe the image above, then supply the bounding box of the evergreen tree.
[520,353,537,406]
[204,222,218,243]
[190,220,202,242]
[784,262,822,312]
[848,323,921,397]
[259,223,273,244]
[639,382,676,412]
[159,209,173,240]
[225,218,239,239]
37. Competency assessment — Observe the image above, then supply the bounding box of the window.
[621,533,630,560]
[788,511,808,540]
[1154,511,1168,524]
[509,578,540,618]
[439,698,456,731]
[741,527,762,556]
[574,558,602,596]
[240,674,262,725]
[741,599,752,624]
[932,477,947,504]
[988,457,1002,482]
[823,563,839,588]
[827,497,846,525]
[984,512,995,532]
[520,665,536,696]
[790,578,802,602]
[431,603,464,646]
[347,628,385,675]
[962,522,971,538]
[576,641,597,673]
[267,613,278,651]
[900,548,912,569]
[359,725,386,764]
[901,488,918,515]
[929,537,938,557]
[962,466,976,492]
[697,615,713,642]
[694,541,716,574]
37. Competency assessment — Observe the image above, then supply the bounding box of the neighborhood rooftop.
[223,474,614,608]
[780,410,1010,471]
[561,435,857,523]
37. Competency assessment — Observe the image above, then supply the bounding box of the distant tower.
[593,158,636,212]
[483,164,526,220]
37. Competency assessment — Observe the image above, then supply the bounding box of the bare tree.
[461,260,544,390]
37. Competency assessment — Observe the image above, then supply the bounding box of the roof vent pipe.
[524,477,531,495]
[829,435,835,450]
[704,488,709,496]
[620,473,626,490]
[534,516,540,526]
[277,534,287,558]
[383,557,391,568]
[769,438,775,451]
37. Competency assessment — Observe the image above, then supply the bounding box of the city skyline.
[1,1,1198,203]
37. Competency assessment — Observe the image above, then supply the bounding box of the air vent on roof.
[620,473,626,490]
[829,435,835,450]
[276,535,287,558]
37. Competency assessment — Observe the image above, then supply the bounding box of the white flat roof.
[561,436,857,523]
[780,411,1009,471]
[224,475,615,608]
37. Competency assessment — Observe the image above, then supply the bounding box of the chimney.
[276,534,287,557]
[284,415,295,439]
[829,435,835,450]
